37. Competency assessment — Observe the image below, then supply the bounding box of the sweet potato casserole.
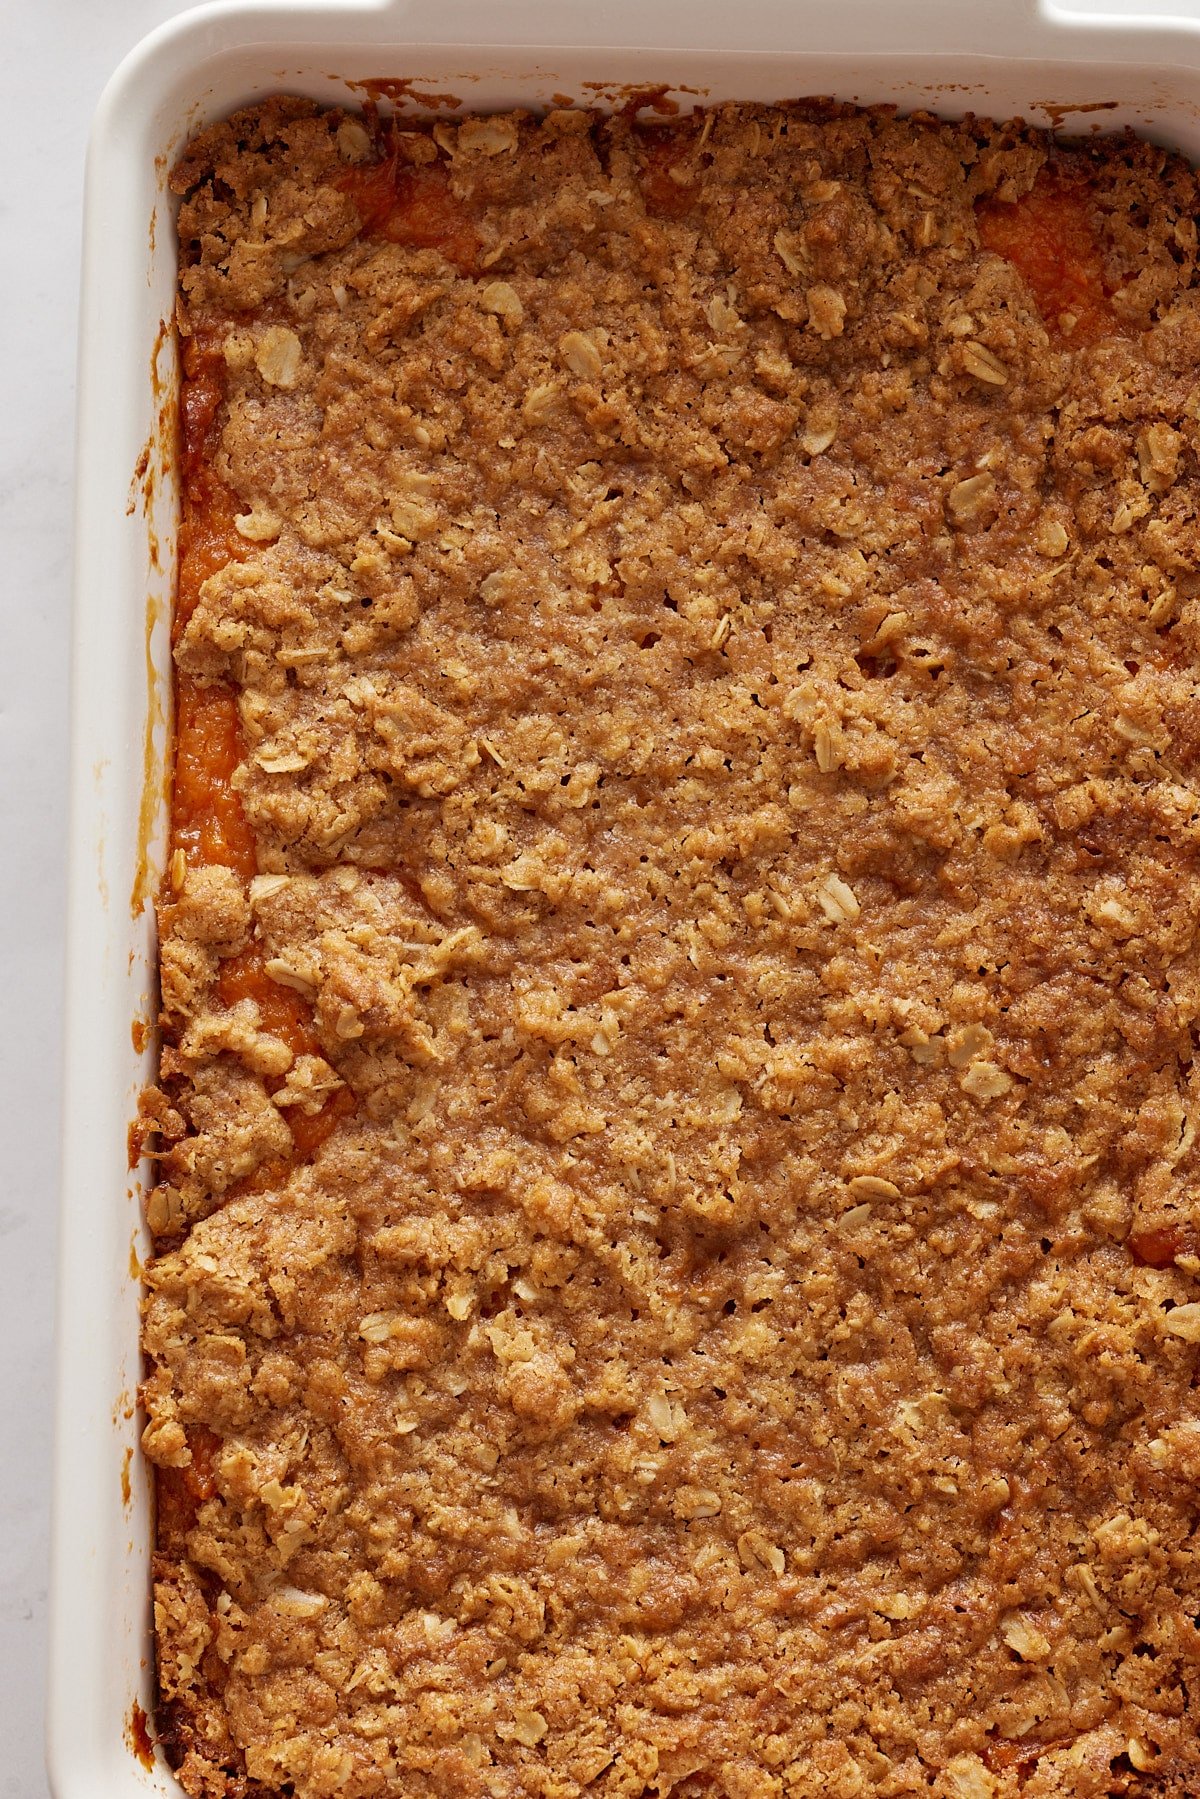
[141,94,1200,1798]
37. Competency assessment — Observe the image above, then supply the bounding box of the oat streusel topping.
[143,96,1200,1798]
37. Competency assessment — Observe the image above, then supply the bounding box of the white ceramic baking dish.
[49,0,1200,1791]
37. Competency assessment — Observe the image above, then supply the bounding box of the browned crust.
[145,95,1200,1799]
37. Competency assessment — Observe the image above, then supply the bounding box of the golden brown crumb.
[144,96,1200,1798]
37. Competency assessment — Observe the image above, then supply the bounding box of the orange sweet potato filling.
[154,1425,223,1546]
[636,123,698,220]
[169,338,353,1168]
[339,151,479,273]
[976,166,1124,343]
[171,680,257,878]
[176,335,248,639]
[1128,1223,1195,1269]
[216,946,319,1054]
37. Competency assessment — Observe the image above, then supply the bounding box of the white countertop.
[0,4,197,1790]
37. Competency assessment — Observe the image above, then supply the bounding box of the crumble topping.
[143,94,1200,1798]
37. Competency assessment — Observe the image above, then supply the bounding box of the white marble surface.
[0,4,199,1791]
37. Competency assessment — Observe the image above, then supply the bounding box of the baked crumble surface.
[143,95,1200,1798]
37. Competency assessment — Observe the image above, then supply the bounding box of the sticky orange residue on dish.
[345,76,463,110]
[126,1700,155,1770]
[1032,100,1120,131]
[131,582,169,918]
[131,316,178,918]
[132,1016,151,1054]
[580,80,705,112]
[127,444,151,519]
[128,1119,148,1171]
[121,1446,134,1507]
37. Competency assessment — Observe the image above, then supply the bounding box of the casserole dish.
[50,0,1200,1792]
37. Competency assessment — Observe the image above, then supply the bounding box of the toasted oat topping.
[145,95,1200,1798]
